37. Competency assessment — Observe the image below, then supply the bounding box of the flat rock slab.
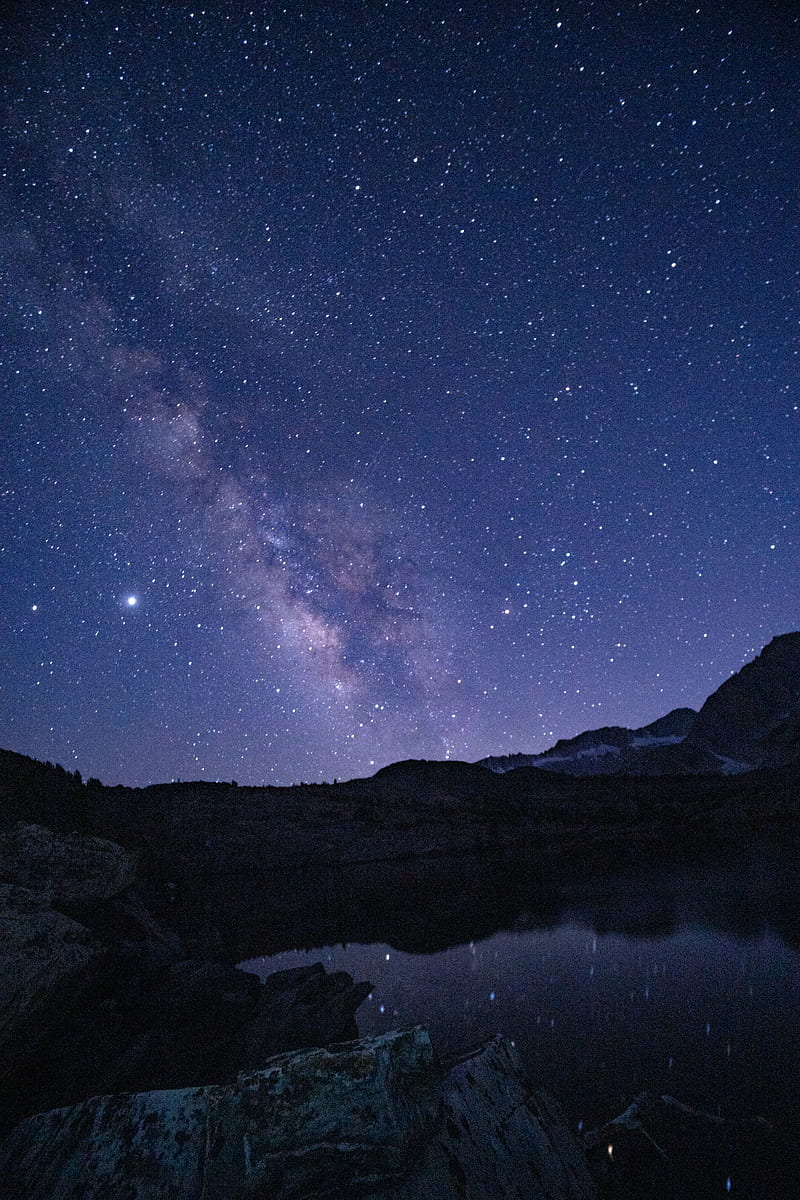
[0,1028,596,1200]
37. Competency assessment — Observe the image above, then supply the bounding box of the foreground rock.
[0,1027,596,1200]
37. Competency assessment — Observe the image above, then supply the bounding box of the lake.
[239,845,800,1135]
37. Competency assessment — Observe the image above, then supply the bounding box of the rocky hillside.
[480,707,700,776]
[481,633,800,777]
[685,632,800,766]
[1,745,798,893]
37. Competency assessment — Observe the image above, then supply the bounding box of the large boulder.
[0,824,138,1133]
[84,960,374,1095]
[5,953,372,1133]
[0,822,136,907]
[0,883,99,1070]
[0,1027,596,1200]
[0,822,136,1061]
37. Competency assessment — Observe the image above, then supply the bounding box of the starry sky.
[2,0,797,786]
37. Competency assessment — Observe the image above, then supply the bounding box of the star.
[0,0,794,790]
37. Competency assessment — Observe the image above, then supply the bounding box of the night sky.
[2,1,797,786]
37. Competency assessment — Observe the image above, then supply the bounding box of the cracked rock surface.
[0,1028,596,1200]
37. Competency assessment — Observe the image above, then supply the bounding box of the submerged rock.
[585,1091,797,1199]
[0,1028,596,1200]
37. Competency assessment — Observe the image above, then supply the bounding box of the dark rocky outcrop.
[0,823,138,1105]
[0,882,100,1077]
[10,956,372,1129]
[0,820,370,1138]
[0,1028,596,1200]
[685,632,800,767]
[0,820,136,906]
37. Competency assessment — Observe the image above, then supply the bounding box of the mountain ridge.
[479,632,800,778]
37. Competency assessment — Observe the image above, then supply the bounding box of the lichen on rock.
[0,1028,596,1200]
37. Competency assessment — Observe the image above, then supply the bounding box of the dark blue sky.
[2,0,797,785]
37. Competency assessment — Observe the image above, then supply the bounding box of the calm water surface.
[237,850,800,1132]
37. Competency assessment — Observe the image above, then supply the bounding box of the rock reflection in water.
[236,848,800,1135]
[245,924,799,1135]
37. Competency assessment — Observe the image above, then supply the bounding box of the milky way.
[2,1,797,784]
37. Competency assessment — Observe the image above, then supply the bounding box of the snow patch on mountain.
[540,743,622,763]
[630,735,686,748]
[711,753,752,774]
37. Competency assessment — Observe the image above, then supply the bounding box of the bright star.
[126,596,138,607]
